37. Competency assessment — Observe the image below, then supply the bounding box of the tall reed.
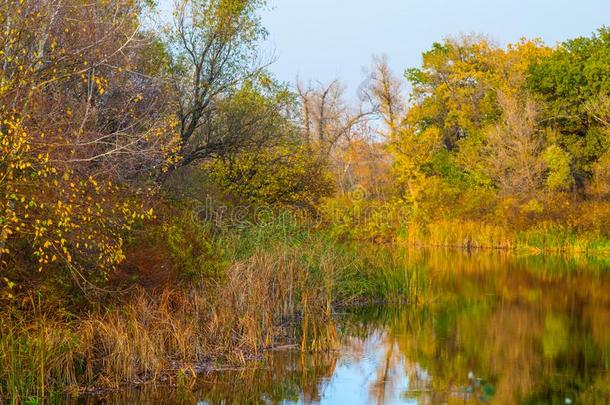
[0,310,80,402]
[401,219,610,256]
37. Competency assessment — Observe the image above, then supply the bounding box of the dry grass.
[79,249,339,389]
[404,220,513,250]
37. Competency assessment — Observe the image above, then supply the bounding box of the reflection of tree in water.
[377,250,610,404]
[368,337,402,405]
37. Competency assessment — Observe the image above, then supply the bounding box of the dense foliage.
[341,30,610,247]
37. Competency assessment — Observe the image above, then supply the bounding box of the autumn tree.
[484,92,545,198]
[373,37,559,220]
[0,0,177,284]
[296,80,371,157]
[369,55,405,135]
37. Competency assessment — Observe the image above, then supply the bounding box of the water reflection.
[78,250,610,404]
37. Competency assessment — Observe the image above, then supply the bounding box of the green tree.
[527,28,610,183]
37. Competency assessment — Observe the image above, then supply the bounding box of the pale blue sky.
[260,0,609,97]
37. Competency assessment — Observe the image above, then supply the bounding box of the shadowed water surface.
[78,250,610,404]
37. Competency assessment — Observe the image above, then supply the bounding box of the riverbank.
[322,193,610,257]
[0,218,424,403]
[402,219,610,255]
